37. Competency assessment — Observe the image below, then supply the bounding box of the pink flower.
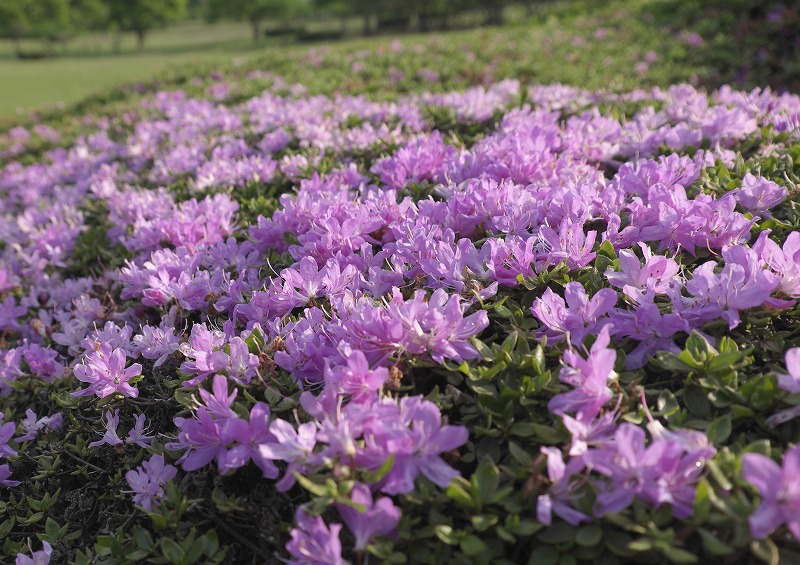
[742,446,800,540]
[15,540,52,565]
[88,410,124,450]
[127,414,155,448]
[336,483,401,550]
[125,454,178,511]
[71,344,142,398]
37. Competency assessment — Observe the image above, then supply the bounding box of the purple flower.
[286,509,344,565]
[198,374,238,420]
[586,422,714,519]
[1,420,19,458]
[384,288,489,364]
[742,446,800,540]
[612,291,687,369]
[217,402,279,478]
[733,173,787,216]
[325,348,388,403]
[127,414,155,448]
[0,296,27,332]
[125,454,178,511]
[754,231,800,298]
[170,407,226,471]
[71,344,142,398]
[16,410,62,443]
[359,396,469,495]
[133,324,181,367]
[605,244,680,295]
[776,348,800,394]
[260,419,319,491]
[336,483,401,550]
[536,447,591,526]
[21,345,65,381]
[15,541,52,565]
[680,246,780,329]
[88,410,124,450]
[548,325,617,420]
[0,463,20,487]
[530,282,617,345]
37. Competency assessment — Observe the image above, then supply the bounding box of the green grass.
[0,3,568,120]
[0,21,265,117]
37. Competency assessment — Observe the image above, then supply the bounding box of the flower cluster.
[2,63,800,563]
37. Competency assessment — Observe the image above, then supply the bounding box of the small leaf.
[527,545,559,565]
[575,524,603,547]
[751,539,779,565]
[363,454,395,484]
[460,534,487,556]
[662,546,699,564]
[446,477,477,510]
[471,514,498,532]
[434,525,459,545]
[707,415,732,444]
[162,538,186,565]
[292,472,328,497]
[697,528,734,556]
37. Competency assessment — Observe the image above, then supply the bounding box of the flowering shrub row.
[1,68,800,564]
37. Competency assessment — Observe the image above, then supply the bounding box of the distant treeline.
[0,0,546,57]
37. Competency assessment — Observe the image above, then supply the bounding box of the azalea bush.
[2,40,800,565]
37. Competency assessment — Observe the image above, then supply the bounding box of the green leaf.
[509,422,537,437]
[471,514,498,531]
[292,472,329,497]
[434,525,459,545]
[162,538,187,565]
[0,518,14,539]
[692,478,711,525]
[575,524,603,547]
[686,331,715,364]
[508,441,533,466]
[604,530,636,557]
[473,455,501,507]
[460,534,487,556]
[446,477,477,510]
[527,545,559,565]
[531,424,565,444]
[706,414,732,444]
[751,539,779,565]
[133,526,154,550]
[656,390,680,418]
[125,549,151,560]
[697,528,734,556]
[362,454,395,484]
[537,522,576,544]
[661,546,699,564]
[684,386,712,418]
[44,517,60,540]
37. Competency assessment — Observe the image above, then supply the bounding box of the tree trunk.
[136,28,146,51]
[13,37,21,58]
[251,19,261,43]
[112,30,121,53]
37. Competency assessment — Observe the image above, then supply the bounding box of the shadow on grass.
[640,0,800,92]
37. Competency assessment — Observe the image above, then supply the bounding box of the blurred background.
[0,0,798,119]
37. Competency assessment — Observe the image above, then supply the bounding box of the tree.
[105,0,186,51]
[207,0,308,43]
[70,0,109,33]
[0,0,31,56]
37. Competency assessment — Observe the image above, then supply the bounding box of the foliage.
[2,8,800,565]
[105,0,187,49]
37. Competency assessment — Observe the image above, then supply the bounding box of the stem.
[60,448,107,474]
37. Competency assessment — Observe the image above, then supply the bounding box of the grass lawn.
[0,21,264,118]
